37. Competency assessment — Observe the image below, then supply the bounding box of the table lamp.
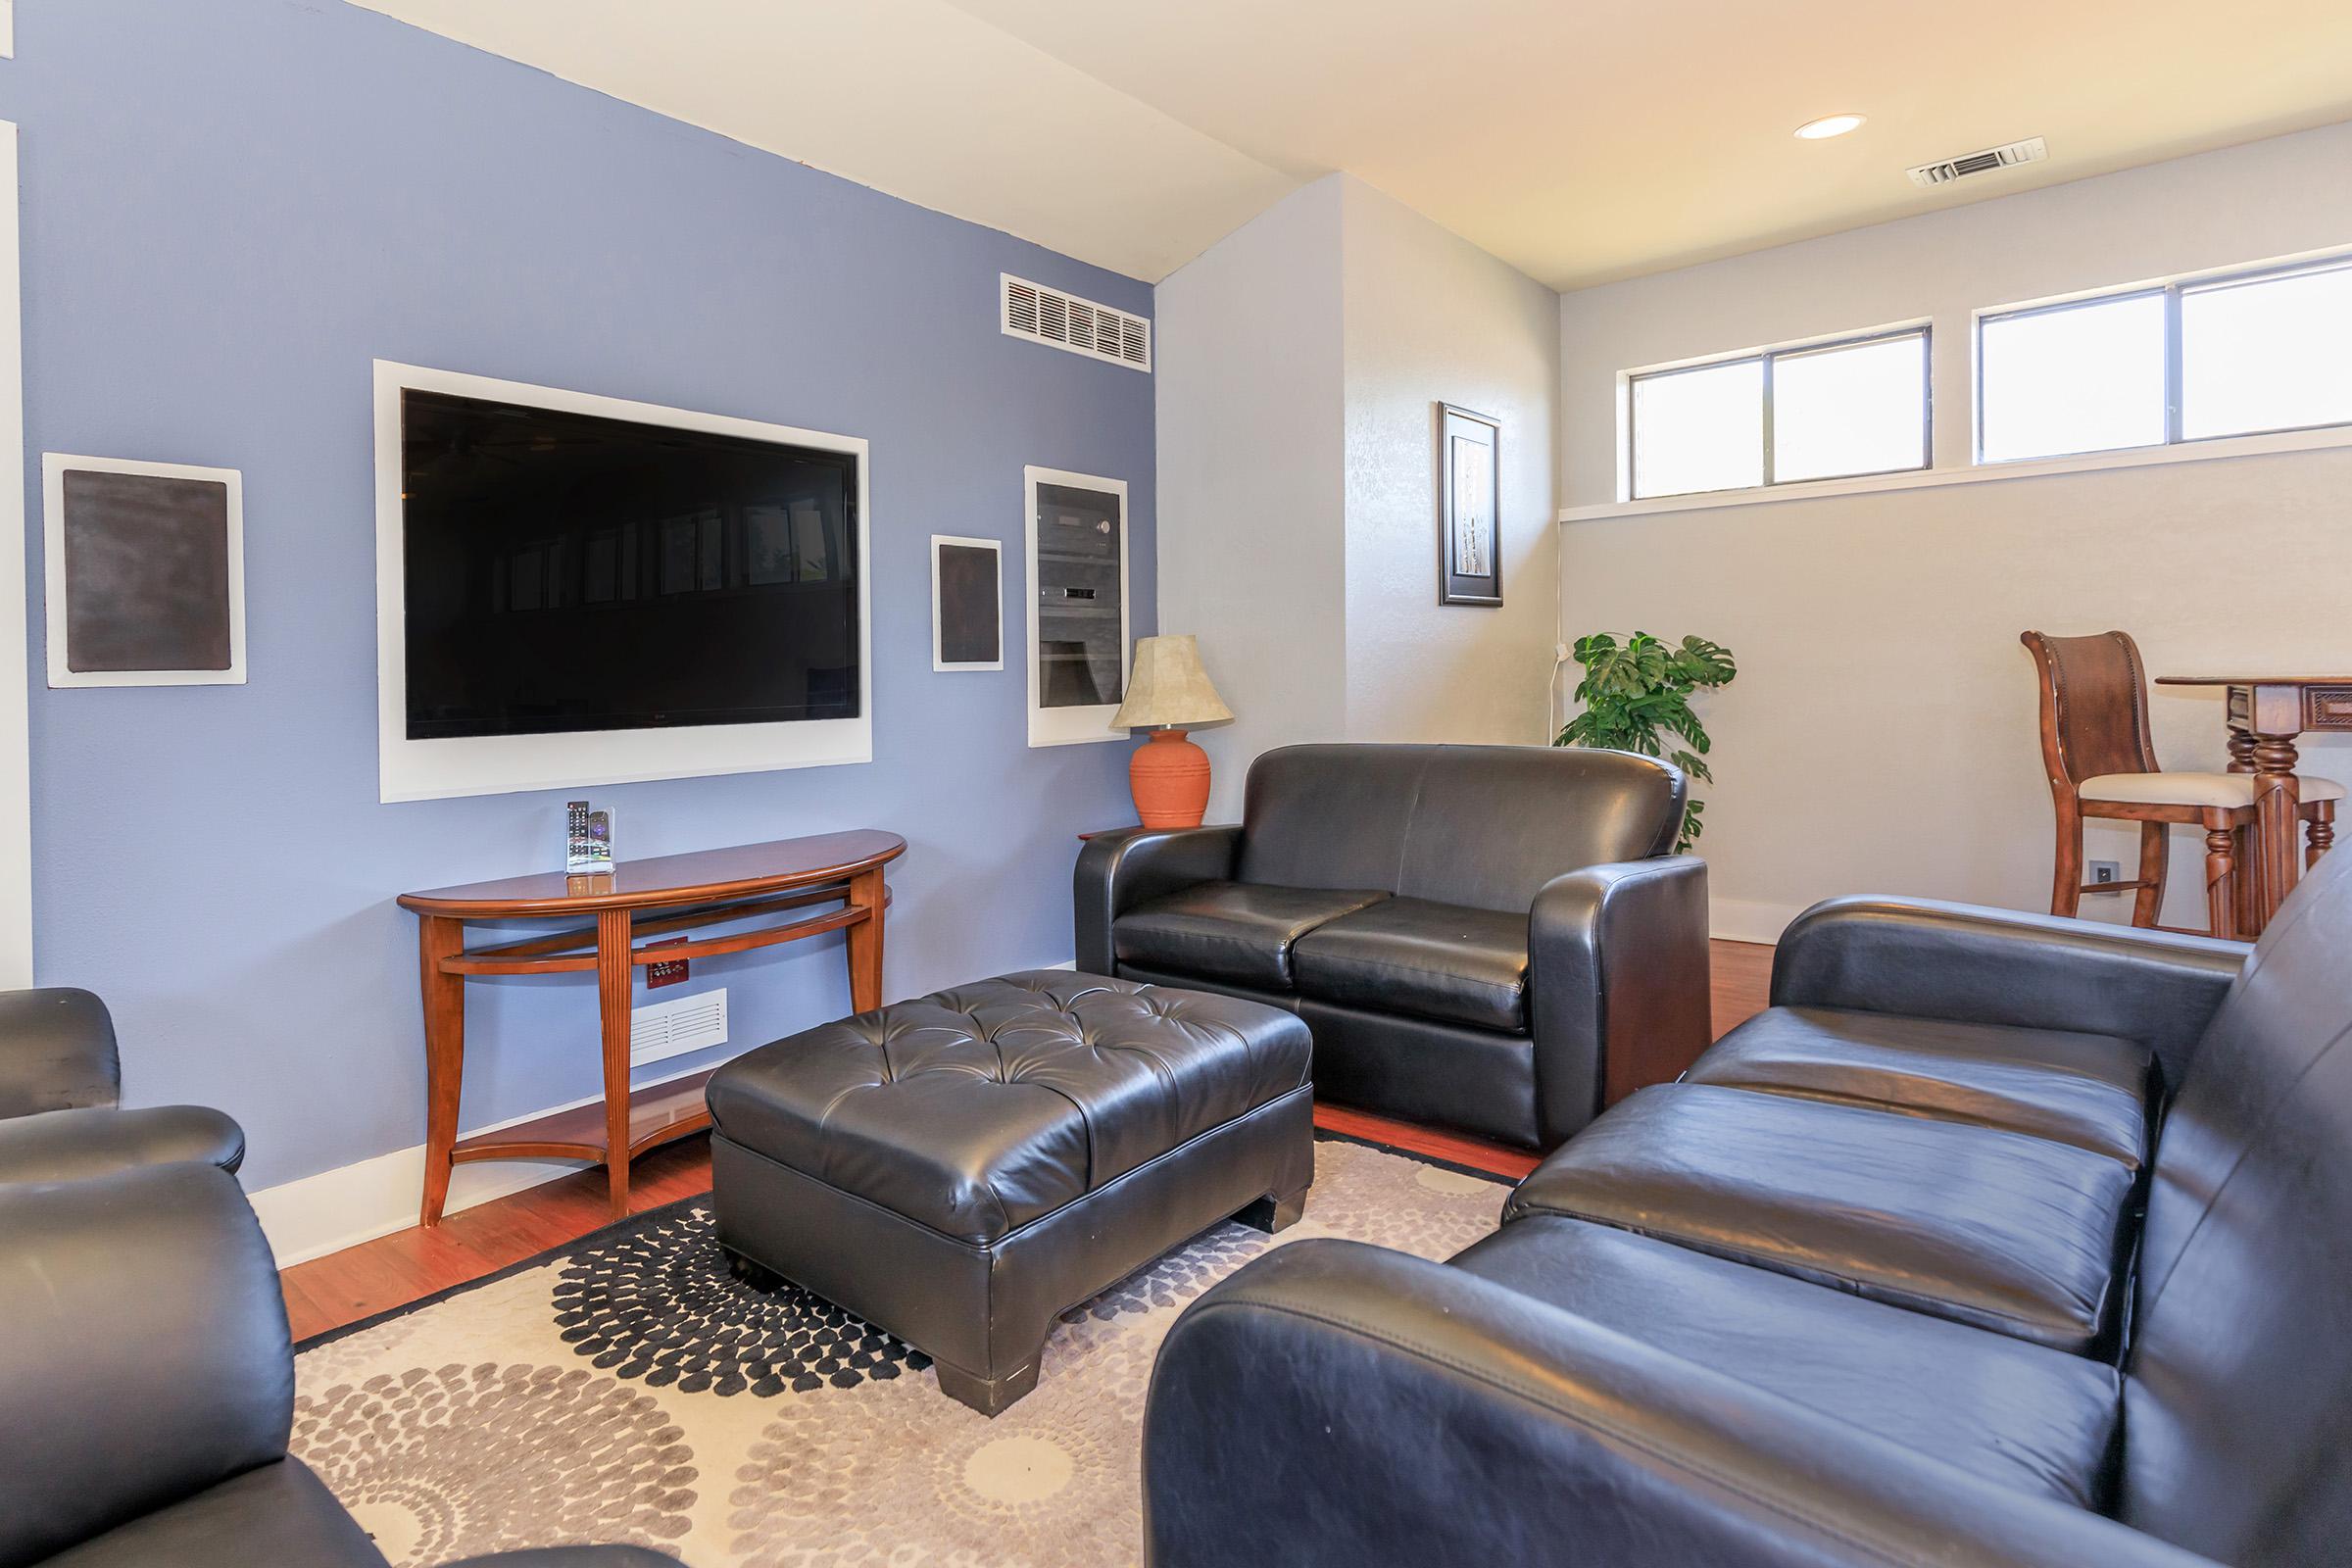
[1112,635,1235,829]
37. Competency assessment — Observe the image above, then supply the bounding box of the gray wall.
[1156,174,1560,819]
[1557,122,2352,936]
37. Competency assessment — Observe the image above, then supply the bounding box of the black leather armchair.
[1075,744,1709,1149]
[1146,850,2352,1567]
[0,987,246,1183]
[0,1161,678,1568]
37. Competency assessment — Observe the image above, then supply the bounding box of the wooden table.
[2156,676,2352,930]
[398,829,906,1225]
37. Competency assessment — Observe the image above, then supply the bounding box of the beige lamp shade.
[1113,634,1234,729]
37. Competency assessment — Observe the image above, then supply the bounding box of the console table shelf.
[400,829,906,1224]
[452,1065,724,1168]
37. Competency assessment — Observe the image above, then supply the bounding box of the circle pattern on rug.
[1058,1217,1271,1326]
[728,1326,1151,1567]
[291,1361,694,1567]
[552,1204,929,1396]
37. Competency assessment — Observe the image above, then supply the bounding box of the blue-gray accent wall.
[1,0,1155,1189]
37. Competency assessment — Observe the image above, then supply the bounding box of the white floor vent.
[1002,273,1152,371]
[631,988,728,1066]
[1908,136,2047,188]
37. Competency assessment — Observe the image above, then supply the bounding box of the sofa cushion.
[1453,1215,2123,1509]
[1504,1084,2137,1353]
[707,972,1313,1243]
[1393,744,1684,911]
[1685,1005,2152,1168]
[1292,898,1528,1032]
[1113,881,1389,989]
[1237,745,1434,892]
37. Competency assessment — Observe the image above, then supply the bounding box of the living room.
[3,2,2348,1565]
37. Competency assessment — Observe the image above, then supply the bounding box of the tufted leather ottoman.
[705,970,1314,1414]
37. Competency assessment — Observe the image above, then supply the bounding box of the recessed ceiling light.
[1794,114,1867,140]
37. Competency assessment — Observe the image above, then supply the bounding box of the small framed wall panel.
[373,361,873,803]
[42,453,247,687]
[931,534,1004,671]
[1024,466,1129,747]
[0,3,15,61]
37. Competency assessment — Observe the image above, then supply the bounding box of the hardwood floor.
[280,938,1778,1343]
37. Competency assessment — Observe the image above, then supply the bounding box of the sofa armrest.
[0,986,120,1118]
[1073,825,1243,976]
[1772,897,2246,1091]
[1145,1239,2218,1568]
[0,1103,247,1183]
[0,1163,293,1567]
[1528,856,1711,1145]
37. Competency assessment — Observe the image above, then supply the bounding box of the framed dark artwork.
[42,454,246,687]
[931,534,1004,671]
[1437,403,1501,607]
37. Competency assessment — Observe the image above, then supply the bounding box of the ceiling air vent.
[1002,273,1152,372]
[1907,136,2048,189]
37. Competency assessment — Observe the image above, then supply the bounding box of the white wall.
[1156,178,1347,819]
[1158,174,1560,817]
[1557,122,2352,938]
[1342,180,1561,745]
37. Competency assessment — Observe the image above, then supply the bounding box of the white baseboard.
[245,1059,729,1269]
[1709,898,1804,946]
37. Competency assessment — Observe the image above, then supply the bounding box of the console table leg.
[847,866,886,1013]
[598,907,635,1217]
[418,915,466,1227]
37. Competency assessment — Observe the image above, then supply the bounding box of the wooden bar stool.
[2022,630,2343,938]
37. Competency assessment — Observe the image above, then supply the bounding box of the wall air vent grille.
[630,987,727,1066]
[1002,274,1152,372]
[1908,136,2048,188]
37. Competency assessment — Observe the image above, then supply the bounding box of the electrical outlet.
[2089,860,2122,886]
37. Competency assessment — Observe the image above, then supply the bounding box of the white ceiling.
[355,0,2352,290]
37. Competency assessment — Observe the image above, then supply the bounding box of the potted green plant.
[1554,632,1736,853]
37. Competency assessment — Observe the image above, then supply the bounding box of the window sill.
[1557,422,2352,524]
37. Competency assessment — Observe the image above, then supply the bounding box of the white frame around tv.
[372,361,873,803]
[1023,464,1130,748]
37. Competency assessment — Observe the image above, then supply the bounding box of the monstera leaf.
[1555,630,1736,854]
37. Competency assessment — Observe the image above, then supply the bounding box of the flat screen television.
[400,389,860,741]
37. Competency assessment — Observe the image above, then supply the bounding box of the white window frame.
[42,453,247,688]
[1975,249,2352,464]
[1623,322,1933,501]
[372,361,873,803]
[1023,465,1130,749]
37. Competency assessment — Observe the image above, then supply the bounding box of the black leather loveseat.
[1,1160,675,1568]
[1143,848,2352,1566]
[1075,743,1709,1150]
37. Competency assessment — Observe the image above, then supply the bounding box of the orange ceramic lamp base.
[1130,729,1212,829]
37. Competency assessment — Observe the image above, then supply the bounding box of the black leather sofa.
[0,1160,676,1568]
[1143,849,2352,1566]
[0,986,246,1182]
[1075,743,1709,1149]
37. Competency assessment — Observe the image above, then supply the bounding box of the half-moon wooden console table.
[398,829,906,1226]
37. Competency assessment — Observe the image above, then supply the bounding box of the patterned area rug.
[292,1136,1504,1567]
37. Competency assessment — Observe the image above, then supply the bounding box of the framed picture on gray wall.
[931,533,1004,671]
[1437,403,1501,607]
[42,453,247,687]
